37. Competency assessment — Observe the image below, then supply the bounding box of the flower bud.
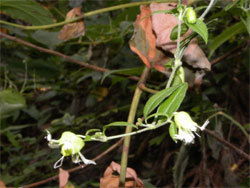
[186,7,197,24]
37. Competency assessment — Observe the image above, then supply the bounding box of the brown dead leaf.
[0,179,6,188]
[59,168,69,188]
[59,6,85,41]
[150,3,211,71]
[100,161,144,188]
[129,6,167,72]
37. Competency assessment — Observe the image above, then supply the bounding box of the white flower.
[173,111,209,144]
[45,130,96,168]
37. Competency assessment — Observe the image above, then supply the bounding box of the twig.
[138,83,158,94]
[210,45,245,65]
[204,129,250,161]
[0,32,140,82]
[22,138,124,188]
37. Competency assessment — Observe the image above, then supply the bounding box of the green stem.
[208,111,249,139]
[166,66,177,88]
[0,0,176,30]
[175,8,183,60]
[199,0,216,20]
[119,67,149,186]
[166,1,183,88]
[107,120,170,141]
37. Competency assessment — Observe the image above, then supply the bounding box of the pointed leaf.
[143,84,183,118]
[184,18,208,44]
[170,23,189,41]
[209,21,246,57]
[157,83,188,117]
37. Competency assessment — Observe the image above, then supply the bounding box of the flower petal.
[54,156,64,169]
[174,128,195,144]
[78,152,96,165]
[200,120,209,130]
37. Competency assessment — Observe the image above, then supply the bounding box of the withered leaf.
[129,5,167,72]
[100,161,144,188]
[59,168,69,188]
[59,6,85,41]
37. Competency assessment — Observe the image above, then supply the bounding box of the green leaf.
[169,122,177,142]
[170,23,189,41]
[0,0,54,25]
[0,89,26,118]
[32,30,62,49]
[103,121,137,133]
[241,11,250,35]
[209,21,246,57]
[184,18,208,44]
[224,0,240,11]
[143,84,183,118]
[157,83,188,118]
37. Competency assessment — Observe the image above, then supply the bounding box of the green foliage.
[0,0,54,25]
[209,21,246,57]
[170,23,189,41]
[0,89,26,118]
[184,18,208,44]
[143,84,183,118]
[157,83,188,117]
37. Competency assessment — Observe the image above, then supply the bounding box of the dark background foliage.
[0,0,249,187]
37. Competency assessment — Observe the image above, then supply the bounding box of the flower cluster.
[46,130,96,168]
[173,111,209,144]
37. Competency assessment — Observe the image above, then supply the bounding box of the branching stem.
[0,0,176,30]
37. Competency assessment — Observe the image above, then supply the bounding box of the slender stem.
[175,8,183,60]
[199,0,216,20]
[166,66,177,88]
[107,127,152,140]
[166,0,182,88]
[138,83,158,94]
[0,0,176,30]
[119,67,150,186]
[208,111,249,139]
[107,120,170,141]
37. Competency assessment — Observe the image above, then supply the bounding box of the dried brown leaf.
[100,161,144,188]
[129,6,167,72]
[129,5,155,68]
[59,6,85,41]
[59,168,69,188]
[0,179,6,188]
